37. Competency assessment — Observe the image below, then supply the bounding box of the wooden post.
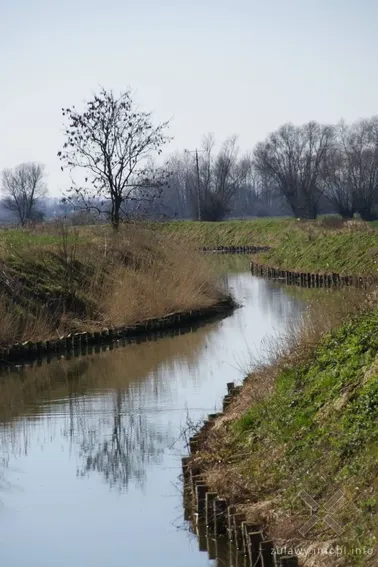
[189,434,202,454]
[213,498,228,535]
[206,535,216,560]
[232,512,246,550]
[227,382,235,394]
[227,506,237,539]
[191,473,204,492]
[246,531,263,567]
[259,540,275,567]
[223,395,233,411]
[65,335,73,350]
[196,484,208,517]
[205,492,217,528]
[241,522,259,554]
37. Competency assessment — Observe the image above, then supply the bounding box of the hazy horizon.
[2,0,378,196]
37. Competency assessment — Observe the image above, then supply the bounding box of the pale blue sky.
[1,0,378,194]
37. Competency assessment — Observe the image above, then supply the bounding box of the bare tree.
[321,128,356,218]
[157,151,194,218]
[165,135,252,221]
[1,163,47,226]
[58,88,171,230]
[338,118,378,221]
[204,136,252,221]
[253,121,335,219]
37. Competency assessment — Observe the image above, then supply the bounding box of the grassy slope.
[198,308,378,563]
[159,218,293,247]
[161,219,378,275]
[0,223,223,346]
[163,219,378,559]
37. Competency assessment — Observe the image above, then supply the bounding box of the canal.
[0,256,308,567]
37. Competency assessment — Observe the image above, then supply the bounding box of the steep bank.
[159,219,378,276]
[190,294,378,565]
[0,222,226,347]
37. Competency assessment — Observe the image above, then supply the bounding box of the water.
[0,257,308,567]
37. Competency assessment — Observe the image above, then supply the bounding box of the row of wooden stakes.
[250,261,378,288]
[201,246,271,254]
[182,382,299,567]
[0,298,235,367]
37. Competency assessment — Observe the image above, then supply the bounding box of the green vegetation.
[159,218,294,247]
[259,229,378,275]
[198,304,378,562]
[161,218,378,275]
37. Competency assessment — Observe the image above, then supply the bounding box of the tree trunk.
[338,207,355,219]
[111,198,122,231]
[357,207,378,221]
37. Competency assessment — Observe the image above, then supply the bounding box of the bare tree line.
[162,117,378,221]
[2,85,378,225]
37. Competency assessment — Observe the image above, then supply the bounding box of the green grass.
[214,310,378,560]
[158,218,295,246]
[161,218,378,275]
[259,230,378,275]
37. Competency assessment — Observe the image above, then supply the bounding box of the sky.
[1,0,378,195]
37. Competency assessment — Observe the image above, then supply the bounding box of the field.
[160,218,378,275]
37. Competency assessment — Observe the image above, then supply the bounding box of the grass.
[159,218,378,275]
[157,218,294,247]
[0,221,224,347]
[193,291,378,565]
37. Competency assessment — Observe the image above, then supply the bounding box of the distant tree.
[58,88,171,230]
[201,135,252,221]
[340,118,378,221]
[165,135,252,221]
[253,121,335,219]
[321,129,356,219]
[1,162,47,226]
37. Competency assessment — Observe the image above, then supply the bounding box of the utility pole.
[185,148,202,221]
[195,149,201,221]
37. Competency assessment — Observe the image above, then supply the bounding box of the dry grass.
[0,222,224,347]
[97,226,221,325]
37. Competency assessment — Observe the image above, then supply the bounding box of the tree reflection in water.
[75,389,168,490]
[0,319,218,493]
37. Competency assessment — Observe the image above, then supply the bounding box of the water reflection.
[75,389,168,490]
[0,325,219,492]
[0,257,311,567]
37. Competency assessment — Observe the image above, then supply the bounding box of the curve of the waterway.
[0,256,310,567]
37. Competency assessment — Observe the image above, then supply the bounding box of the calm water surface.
[0,257,308,567]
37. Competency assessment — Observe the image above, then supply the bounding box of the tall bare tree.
[1,162,47,225]
[339,118,378,221]
[164,135,252,221]
[321,136,355,218]
[253,121,335,219]
[205,136,252,220]
[58,88,171,230]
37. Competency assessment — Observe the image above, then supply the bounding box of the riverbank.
[0,222,227,350]
[159,218,378,276]
[188,290,378,565]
